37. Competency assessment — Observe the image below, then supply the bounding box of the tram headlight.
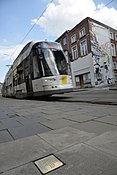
[44,78,56,82]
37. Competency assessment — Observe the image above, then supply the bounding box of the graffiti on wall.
[89,21,114,86]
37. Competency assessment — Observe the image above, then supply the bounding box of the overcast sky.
[0,0,117,82]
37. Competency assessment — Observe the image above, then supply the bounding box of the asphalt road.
[43,88,117,105]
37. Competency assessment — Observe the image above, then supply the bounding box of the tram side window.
[33,56,41,79]
[17,62,24,84]
[53,50,68,75]
[13,69,17,86]
[13,76,17,86]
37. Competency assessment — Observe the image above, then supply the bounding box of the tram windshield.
[39,42,69,76]
[41,48,59,76]
[53,49,68,75]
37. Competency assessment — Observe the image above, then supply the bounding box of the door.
[25,74,33,95]
[79,75,84,88]
[24,57,33,96]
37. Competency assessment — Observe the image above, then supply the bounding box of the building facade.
[56,17,117,88]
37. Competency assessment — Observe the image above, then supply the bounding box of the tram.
[2,41,73,98]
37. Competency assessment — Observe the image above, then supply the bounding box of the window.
[115,75,117,82]
[110,32,114,40]
[71,34,76,43]
[111,44,116,56]
[79,28,85,38]
[71,45,78,60]
[33,56,41,79]
[63,37,67,45]
[75,76,80,86]
[113,62,117,70]
[83,73,91,84]
[115,34,117,41]
[17,62,24,84]
[80,39,88,56]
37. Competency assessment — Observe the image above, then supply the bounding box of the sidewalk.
[0,127,117,175]
[0,91,117,175]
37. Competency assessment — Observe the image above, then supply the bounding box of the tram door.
[24,57,33,96]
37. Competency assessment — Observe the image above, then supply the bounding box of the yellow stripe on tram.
[62,75,67,84]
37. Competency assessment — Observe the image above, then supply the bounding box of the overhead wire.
[9,0,114,63]
[95,0,114,12]
[102,0,114,8]
[10,0,54,62]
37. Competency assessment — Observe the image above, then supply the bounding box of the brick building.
[56,17,117,88]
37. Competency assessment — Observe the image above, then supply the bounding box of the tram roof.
[14,41,38,63]
[3,40,60,81]
[13,41,43,70]
[14,40,60,65]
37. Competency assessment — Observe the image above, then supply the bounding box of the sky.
[0,0,117,82]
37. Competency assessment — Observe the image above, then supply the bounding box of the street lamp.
[1,53,12,57]
[1,53,12,68]
[6,65,12,68]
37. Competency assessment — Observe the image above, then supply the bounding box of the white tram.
[2,41,73,98]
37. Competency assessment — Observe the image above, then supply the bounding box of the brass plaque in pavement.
[34,155,64,174]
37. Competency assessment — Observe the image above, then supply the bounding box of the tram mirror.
[64,50,74,62]
[39,54,43,60]
[37,48,43,60]
[33,49,37,56]
[38,48,41,55]
[38,50,43,60]
[69,52,74,62]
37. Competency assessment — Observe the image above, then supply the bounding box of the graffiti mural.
[89,21,114,86]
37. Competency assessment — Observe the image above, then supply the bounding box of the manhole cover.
[34,154,64,174]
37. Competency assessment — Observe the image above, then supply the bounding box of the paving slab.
[63,108,109,118]
[0,123,7,130]
[8,123,51,140]
[48,143,117,175]
[71,121,117,135]
[59,106,81,112]
[0,135,56,173]
[0,113,9,119]
[25,115,50,123]
[24,112,48,119]
[39,127,95,150]
[86,129,117,158]
[1,118,23,129]
[86,110,110,117]
[112,113,117,117]
[15,116,41,125]
[94,115,117,126]
[39,109,60,115]
[1,163,41,175]
[62,110,87,116]
[40,118,77,130]
[63,114,97,123]
[0,130,13,143]
[43,113,68,120]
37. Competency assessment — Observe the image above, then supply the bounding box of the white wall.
[89,21,115,86]
[71,53,95,87]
